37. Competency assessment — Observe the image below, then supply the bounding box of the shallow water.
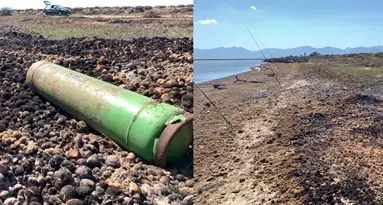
[194,60,263,83]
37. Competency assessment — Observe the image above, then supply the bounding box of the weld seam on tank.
[26,61,193,168]
[29,61,50,89]
[126,101,159,145]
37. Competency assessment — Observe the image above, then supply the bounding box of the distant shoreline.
[196,70,253,85]
[194,59,265,61]
[195,61,264,84]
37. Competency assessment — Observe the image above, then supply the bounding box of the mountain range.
[194,46,383,59]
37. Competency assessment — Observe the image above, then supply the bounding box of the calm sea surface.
[194,60,263,83]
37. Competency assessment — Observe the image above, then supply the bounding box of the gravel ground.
[194,62,383,204]
[0,26,194,205]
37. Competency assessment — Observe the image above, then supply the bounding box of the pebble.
[0,190,10,198]
[232,188,240,193]
[185,179,194,187]
[181,94,193,108]
[14,165,24,176]
[68,119,77,128]
[98,180,109,190]
[60,185,78,202]
[76,158,87,166]
[76,121,89,133]
[176,174,186,182]
[4,197,17,205]
[106,186,122,196]
[53,170,73,190]
[140,184,153,195]
[75,166,93,179]
[66,199,84,205]
[105,155,120,168]
[0,28,193,204]
[126,152,136,161]
[129,182,140,193]
[24,141,38,155]
[27,176,38,185]
[95,187,105,196]
[179,187,193,197]
[123,197,133,204]
[61,160,76,172]
[47,195,62,204]
[0,173,4,184]
[76,186,93,197]
[14,184,23,190]
[20,111,30,118]
[165,79,178,88]
[79,179,95,189]
[57,117,66,125]
[0,164,8,175]
[153,184,169,196]
[167,194,179,201]
[182,195,194,205]
[24,186,41,201]
[159,176,170,184]
[67,149,80,159]
[36,175,47,186]
[161,93,171,103]
[157,79,166,85]
[86,155,101,168]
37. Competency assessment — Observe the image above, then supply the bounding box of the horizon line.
[195,45,383,51]
[2,4,193,10]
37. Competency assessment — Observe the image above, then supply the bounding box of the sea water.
[194,60,263,83]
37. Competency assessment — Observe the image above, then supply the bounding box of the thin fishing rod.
[244,24,281,87]
[193,81,233,130]
[258,38,286,76]
[259,39,273,59]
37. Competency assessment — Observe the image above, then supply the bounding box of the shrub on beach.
[0,7,13,16]
[143,10,160,18]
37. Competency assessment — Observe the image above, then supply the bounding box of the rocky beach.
[0,23,193,205]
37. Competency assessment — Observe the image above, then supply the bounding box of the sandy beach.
[194,57,383,204]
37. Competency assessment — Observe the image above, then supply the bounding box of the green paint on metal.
[26,61,193,167]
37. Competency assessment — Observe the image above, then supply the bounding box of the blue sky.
[194,0,383,50]
[0,0,192,9]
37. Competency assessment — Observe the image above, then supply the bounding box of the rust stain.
[96,103,103,112]
[110,87,118,95]
[154,113,193,167]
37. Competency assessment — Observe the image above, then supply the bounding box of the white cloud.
[250,6,257,10]
[197,19,217,25]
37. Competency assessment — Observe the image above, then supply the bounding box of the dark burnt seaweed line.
[284,97,383,204]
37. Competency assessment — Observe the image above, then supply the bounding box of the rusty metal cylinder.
[26,61,193,167]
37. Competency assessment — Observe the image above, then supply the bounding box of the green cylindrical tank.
[26,61,193,167]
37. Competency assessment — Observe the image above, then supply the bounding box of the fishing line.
[193,81,233,130]
[258,38,286,76]
[244,24,282,87]
[259,39,273,59]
